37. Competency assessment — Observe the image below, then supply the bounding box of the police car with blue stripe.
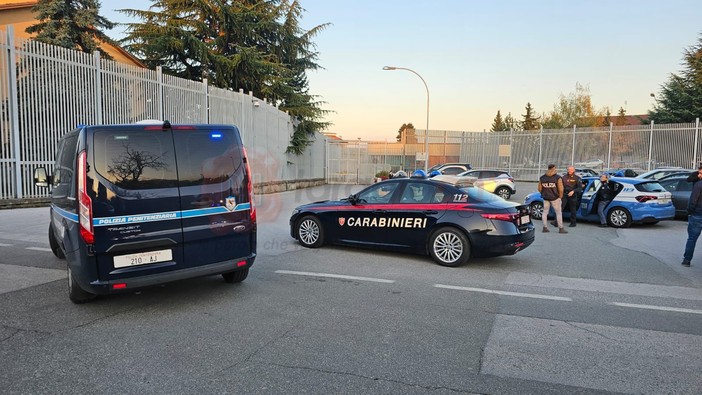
[35,121,256,303]
[290,171,535,267]
[525,176,675,227]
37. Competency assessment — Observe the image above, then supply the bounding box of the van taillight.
[243,148,256,223]
[77,151,94,244]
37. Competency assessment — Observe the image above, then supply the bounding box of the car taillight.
[481,213,518,222]
[508,177,514,182]
[636,195,658,203]
[77,150,94,244]
[243,148,256,223]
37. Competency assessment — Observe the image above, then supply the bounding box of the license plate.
[114,249,173,269]
[520,215,531,225]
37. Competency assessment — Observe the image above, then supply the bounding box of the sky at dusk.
[101,0,702,141]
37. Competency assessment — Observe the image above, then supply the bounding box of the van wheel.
[67,265,96,304]
[608,207,632,228]
[296,216,324,248]
[530,201,544,220]
[48,224,65,259]
[222,268,249,283]
[495,187,511,200]
[429,227,470,267]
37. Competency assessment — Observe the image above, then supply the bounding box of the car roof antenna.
[162,120,172,129]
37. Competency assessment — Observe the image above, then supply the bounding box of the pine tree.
[491,110,506,132]
[615,107,627,126]
[396,123,415,142]
[520,102,539,130]
[649,33,702,123]
[504,112,517,131]
[26,0,115,59]
[120,0,330,154]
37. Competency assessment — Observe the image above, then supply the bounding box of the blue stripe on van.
[91,203,252,227]
[52,205,79,223]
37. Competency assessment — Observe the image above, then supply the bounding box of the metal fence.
[327,121,702,184]
[1,26,325,199]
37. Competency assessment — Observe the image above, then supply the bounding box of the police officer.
[538,164,567,234]
[555,166,582,227]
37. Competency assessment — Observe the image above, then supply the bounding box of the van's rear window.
[93,130,178,190]
[173,129,243,186]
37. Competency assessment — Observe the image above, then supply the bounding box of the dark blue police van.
[34,121,257,303]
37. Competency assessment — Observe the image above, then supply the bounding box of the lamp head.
[382,66,397,70]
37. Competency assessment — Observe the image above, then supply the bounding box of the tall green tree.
[649,33,702,123]
[26,0,115,59]
[520,102,539,130]
[504,112,517,131]
[615,107,627,126]
[490,110,506,132]
[120,0,330,154]
[396,123,415,142]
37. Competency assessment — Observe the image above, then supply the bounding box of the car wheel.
[222,267,249,283]
[429,227,470,267]
[48,224,65,259]
[296,215,324,248]
[530,202,544,220]
[67,265,96,304]
[607,207,632,228]
[495,186,512,200]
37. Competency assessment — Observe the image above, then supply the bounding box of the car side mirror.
[34,167,51,188]
[348,194,358,205]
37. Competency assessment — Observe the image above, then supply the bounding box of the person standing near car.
[554,166,582,228]
[596,174,616,227]
[538,164,567,233]
[682,165,702,267]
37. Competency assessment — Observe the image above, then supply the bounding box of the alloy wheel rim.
[299,219,319,245]
[611,210,627,226]
[532,203,543,219]
[434,232,463,263]
[498,189,510,199]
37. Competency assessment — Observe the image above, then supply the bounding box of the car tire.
[429,227,470,267]
[495,186,512,200]
[222,267,249,283]
[530,201,544,220]
[67,265,96,304]
[607,207,632,228]
[296,215,324,248]
[48,224,65,259]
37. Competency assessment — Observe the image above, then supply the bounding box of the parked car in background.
[636,168,695,181]
[428,163,472,175]
[605,168,640,177]
[658,173,695,218]
[574,159,604,168]
[524,176,675,228]
[440,169,517,200]
[571,168,599,178]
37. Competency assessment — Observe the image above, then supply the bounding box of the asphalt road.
[1,182,701,394]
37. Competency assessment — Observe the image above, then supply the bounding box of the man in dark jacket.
[538,164,567,234]
[596,174,616,227]
[553,166,582,227]
[682,166,702,267]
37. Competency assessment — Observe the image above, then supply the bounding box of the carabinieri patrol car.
[289,175,535,267]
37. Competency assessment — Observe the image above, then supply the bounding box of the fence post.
[202,78,208,123]
[571,125,576,165]
[694,118,700,167]
[648,120,654,172]
[508,129,513,173]
[538,126,543,174]
[93,51,103,124]
[7,26,22,199]
[607,122,613,169]
[157,66,164,121]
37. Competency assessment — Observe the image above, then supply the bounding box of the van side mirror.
[34,167,51,188]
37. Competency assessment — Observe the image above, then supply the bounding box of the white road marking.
[611,302,702,315]
[25,247,52,252]
[435,284,573,301]
[0,243,12,247]
[275,270,395,284]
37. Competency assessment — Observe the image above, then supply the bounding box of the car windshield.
[459,186,503,202]
[635,181,666,193]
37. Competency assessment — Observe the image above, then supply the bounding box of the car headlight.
[291,209,300,216]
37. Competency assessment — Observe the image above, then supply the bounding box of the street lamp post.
[383,66,430,172]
